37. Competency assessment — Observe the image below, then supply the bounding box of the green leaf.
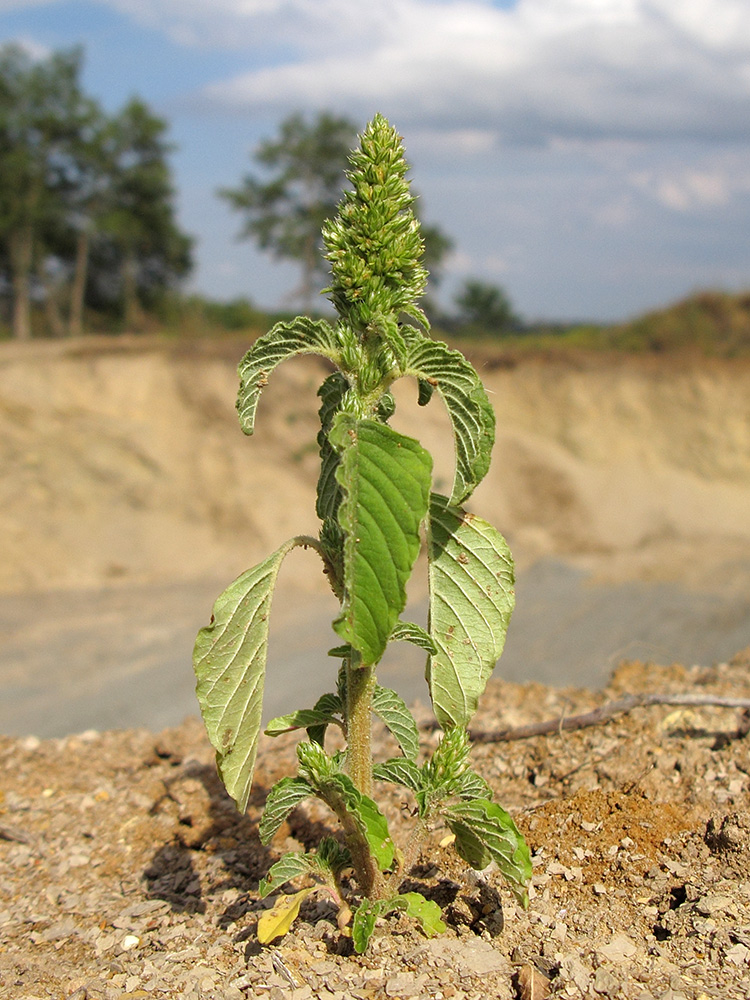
[351,891,446,953]
[390,620,437,655]
[315,835,352,876]
[258,776,312,845]
[307,692,345,745]
[259,838,351,899]
[372,685,420,761]
[327,644,352,658]
[372,758,423,793]
[446,816,491,871]
[193,538,301,812]
[393,892,447,938]
[445,799,532,907]
[330,414,432,667]
[457,769,494,801]
[316,371,348,521]
[427,494,515,729]
[295,742,396,872]
[402,334,495,505]
[259,851,316,898]
[341,778,396,872]
[237,317,341,435]
[264,708,342,738]
[351,898,385,953]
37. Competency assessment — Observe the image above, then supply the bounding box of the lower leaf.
[193,538,305,812]
[446,798,532,907]
[257,888,315,945]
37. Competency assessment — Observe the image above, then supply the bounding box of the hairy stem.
[346,660,375,798]
[321,782,386,900]
[387,815,428,896]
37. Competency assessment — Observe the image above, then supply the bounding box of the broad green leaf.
[352,898,386,953]
[458,769,494,801]
[390,620,437,655]
[236,317,341,435]
[257,887,314,944]
[316,372,348,521]
[330,414,432,667]
[307,692,345,745]
[446,815,491,871]
[427,493,515,729]
[264,708,342,738]
[372,685,420,761]
[259,852,316,898]
[445,799,532,907]
[193,538,301,812]
[393,892,447,938]
[258,776,312,845]
[352,892,446,953]
[372,758,423,793]
[336,775,396,872]
[402,334,495,505]
[259,838,351,898]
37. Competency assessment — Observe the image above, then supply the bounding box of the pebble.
[598,933,638,963]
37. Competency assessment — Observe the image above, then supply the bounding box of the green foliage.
[454,278,519,335]
[194,114,531,951]
[0,43,192,339]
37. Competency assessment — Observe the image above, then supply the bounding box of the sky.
[3,0,750,323]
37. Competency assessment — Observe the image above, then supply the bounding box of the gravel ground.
[2,650,750,999]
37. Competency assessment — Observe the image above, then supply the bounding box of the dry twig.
[469,692,750,744]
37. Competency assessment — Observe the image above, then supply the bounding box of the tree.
[88,98,192,329]
[220,110,452,310]
[0,44,192,338]
[0,44,92,339]
[454,278,519,334]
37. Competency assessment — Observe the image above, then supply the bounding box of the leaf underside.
[237,316,341,435]
[258,776,312,845]
[427,493,515,730]
[193,539,299,812]
[371,684,420,761]
[446,798,532,906]
[330,414,432,667]
[402,333,496,506]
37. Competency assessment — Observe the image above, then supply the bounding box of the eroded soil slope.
[2,652,750,999]
[1,336,750,595]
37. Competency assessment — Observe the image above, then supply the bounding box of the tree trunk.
[68,228,89,338]
[37,263,66,339]
[122,252,143,331]
[9,224,34,341]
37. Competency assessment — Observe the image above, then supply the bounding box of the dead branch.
[469,692,750,744]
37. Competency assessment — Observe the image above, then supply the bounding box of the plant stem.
[345,659,375,798]
[387,816,428,896]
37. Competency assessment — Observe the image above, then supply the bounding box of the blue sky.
[3,0,750,322]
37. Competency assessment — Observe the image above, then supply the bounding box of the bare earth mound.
[2,651,750,1000]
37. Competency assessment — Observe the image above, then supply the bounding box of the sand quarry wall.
[1,336,749,595]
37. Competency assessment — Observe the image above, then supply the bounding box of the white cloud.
[179,0,750,150]
[630,159,750,212]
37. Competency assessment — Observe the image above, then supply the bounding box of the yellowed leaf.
[257,888,314,945]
